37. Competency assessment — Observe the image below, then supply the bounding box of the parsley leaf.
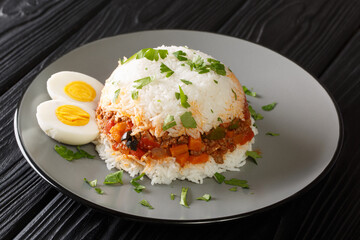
[262,102,277,111]
[232,89,237,100]
[133,76,154,89]
[242,86,257,97]
[131,90,139,100]
[84,178,97,187]
[113,89,120,103]
[170,193,176,200]
[119,57,126,65]
[175,92,180,100]
[173,50,187,61]
[229,187,238,192]
[187,56,209,74]
[266,132,280,136]
[246,150,262,165]
[207,58,226,76]
[180,112,197,128]
[248,105,264,120]
[126,48,168,63]
[95,188,104,194]
[104,170,123,185]
[214,80,218,84]
[179,86,190,108]
[163,115,177,131]
[140,199,154,209]
[196,194,211,202]
[130,173,146,193]
[181,79,192,85]
[160,63,174,77]
[214,172,225,183]
[54,145,94,161]
[224,179,249,189]
[180,187,189,208]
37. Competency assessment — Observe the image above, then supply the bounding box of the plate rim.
[14,29,344,224]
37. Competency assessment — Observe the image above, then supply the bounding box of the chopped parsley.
[229,187,238,192]
[113,89,120,103]
[160,63,174,77]
[207,58,226,76]
[248,105,264,120]
[84,178,97,187]
[140,199,154,209]
[133,76,154,89]
[173,50,188,61]
[266,132,280,136]
[175,92,180,100]
[126,48,168,63]
[104,170,123,185]
[224,179,249,189]
[217,117,223,123]
[232,88,237,100]
[246,150,262,165]
[180,187,189,207]
[119,57,126,65]
[211,109,214,113]
[181,79,192,85]
[214,80,218,84]
[163,115,177,131]
[131,90,139,100]
[180,111,197,128]
[54,145,94,161]
[262,102,277,111]
[130,173,146,193]
[242,86,257,97]
[214,172,225,184]
[187,55,210,74]
[170,193,176,200]
[95,188,104,195]
[179,86,190,108]
[196,194,211,202]
[181,63,185,66]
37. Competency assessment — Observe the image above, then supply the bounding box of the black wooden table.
[1,1,360,239]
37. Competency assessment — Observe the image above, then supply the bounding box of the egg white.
[47,71,104,110]
[36,99,99,145]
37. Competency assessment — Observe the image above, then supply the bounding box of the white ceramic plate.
[15,30,343,223]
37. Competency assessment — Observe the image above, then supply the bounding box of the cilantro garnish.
[163,115,177,131]
[214,80,218,84]
[179,86,190,108]
[180,112,197,128]
[242,86,257,97]
[266,132,280,136]
[126,48,168,63]
[173,50,187,61]
[207,58,226,76]
[113,89,120,103]
[180,187,189,208]
[131,90,139,100]
[186,55,210,74]
[229,187,238,192]
[84,178,97,187]
[248,105,264,120]
[246,150,262,165]
[160,63,174,77]
[217,117,223,123]
[214,172,225,183]
[130,173,146,193]
[170,193,176,200]
[95,188,104,195]
[133,76,154,89]
[211,109,214,113]
[232,89,237,100]
[104,170,123,185]
[262,102,277,111]
[181,79,192,85]
[196,194,211,202]
[175,92,180,100]
[224,179,249,189]
[54,145,94,161]
[119,57,126,65]
[140,199,154,209]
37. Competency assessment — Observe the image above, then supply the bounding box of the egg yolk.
[55,105,90,126]
[64,81,96,102]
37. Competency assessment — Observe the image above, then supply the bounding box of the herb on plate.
[173,50,188,61]
[133,76,154,89]
[170,193,176,200]
[262,102,277,111]
[84,178,97,187]
[214,172,225,184]
[248,105,264,120]
[140,199,154,209]
[196,194,211,202]
[224,179,249,189]
[181,79,192,85]
[160,63,174,77]
[178,86,190,108]
[266,132,280,136]
[242,86,257,97]
[163,115,177,131]
[54,145,95,161]
[130,173,146,193]
[246,150,262,165]
[180,111,197,128]
[104,170,123,185]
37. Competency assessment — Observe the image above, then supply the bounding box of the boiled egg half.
[47,71,104,110]
[36,100,99,145]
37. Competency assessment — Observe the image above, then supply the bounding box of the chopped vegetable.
[112,89,120,103]
[207,58,226,76]
[180,187,189,207]
[104,170,123,185]
[229,119,240,130]
[187,55,209,74]
[231,88,237,100]
[163,115,177,131]
[242,86,257,97]
[229,187,238,192]
[54,145,95,161]
[173,50,187,61]
[181,79,192,85]
[189,153,209,164]
[224,178,249,189]
[188,137,203,151]
[133,76,154,89]
[170,193,176,200]
[179,85,190,108]
[206,126,226,140]
[196,194,211,201]
[170,144,188,157]
[95,188,104,195]
[248,105,264,120]
[246,150,262,165]
[180,112,197,128]
[84,178,97,187]
[214,172,225,184]
[160,63,174,77]
[175,152,189,167]
[266,132,280,136]
[131,90,138,100]
[175,92,180,100]
[214,79,218,84]
[211,109,214,113]
[126,48,168,63]
[140,199,154,209]
[130,173,146,193]
[262,102,277,111]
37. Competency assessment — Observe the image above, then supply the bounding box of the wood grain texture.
[1,0,360,239]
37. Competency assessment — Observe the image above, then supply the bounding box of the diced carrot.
[226,130,235,138]
[170,144,188,157]
[189,153,209,164]
[176,152,189,167]
[188,137,204,151]
[109,122,128,143]
[233,134,246,145]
